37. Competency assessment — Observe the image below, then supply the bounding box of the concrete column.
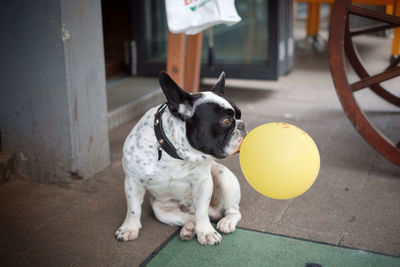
[0,0,110,183]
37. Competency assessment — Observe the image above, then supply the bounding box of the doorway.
[101,0,165,130]
[102,0,131,79]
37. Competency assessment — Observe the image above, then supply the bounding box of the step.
[107,77,165,130]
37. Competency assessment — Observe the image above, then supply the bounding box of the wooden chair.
[329,0,400,165]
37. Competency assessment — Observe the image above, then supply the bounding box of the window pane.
[202,0,269,64]
[142,0,168,62]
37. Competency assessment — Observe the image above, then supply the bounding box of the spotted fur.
[115,72,246,245]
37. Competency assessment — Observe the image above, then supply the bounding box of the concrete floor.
[1,34,399,266]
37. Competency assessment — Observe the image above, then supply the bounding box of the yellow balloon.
[239,122,320,200]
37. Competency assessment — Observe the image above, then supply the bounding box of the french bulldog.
[115,71,247,245]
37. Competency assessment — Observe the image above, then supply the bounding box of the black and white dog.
[115,71,247,245]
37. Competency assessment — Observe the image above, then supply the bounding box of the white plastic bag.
[165,0,241,35]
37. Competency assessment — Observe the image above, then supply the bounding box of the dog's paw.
[217,214,239,233]
[196,224,222,245]
[197,230,222,245]
[180,222,195,241]
[115,227,139,241]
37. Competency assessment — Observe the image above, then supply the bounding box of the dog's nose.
[237,121,247,134]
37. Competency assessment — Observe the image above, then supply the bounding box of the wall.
[0,0,110,183]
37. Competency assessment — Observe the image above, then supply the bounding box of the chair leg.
[391,1,400,57]
[184,33,203,93]
[306,2,321,37]
[166,31,203,93]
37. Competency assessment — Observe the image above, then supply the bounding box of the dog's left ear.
[159,71,193,119]
[211,72,225,95]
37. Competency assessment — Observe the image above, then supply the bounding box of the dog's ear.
[159,71,193,118]
[211,72,225,95]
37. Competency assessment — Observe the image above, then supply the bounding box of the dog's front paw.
[217,214,240,233]
[196,224,222,245]
[115,227,140,241]
[180,222,195,241]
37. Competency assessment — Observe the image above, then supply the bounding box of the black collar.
[154,103,183,161]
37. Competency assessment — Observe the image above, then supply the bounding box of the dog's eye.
[222,116,233,125]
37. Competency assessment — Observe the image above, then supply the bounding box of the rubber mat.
[140,227,399,266]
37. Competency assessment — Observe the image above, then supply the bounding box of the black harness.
[154,103,184,161]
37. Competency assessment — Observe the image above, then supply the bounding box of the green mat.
[141,228,399,267]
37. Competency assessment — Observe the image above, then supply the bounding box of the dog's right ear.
[159,71,193,119]
[211,71,225,95]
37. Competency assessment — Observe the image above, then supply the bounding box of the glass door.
[132,0,168,75]
[133,0,280,80]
